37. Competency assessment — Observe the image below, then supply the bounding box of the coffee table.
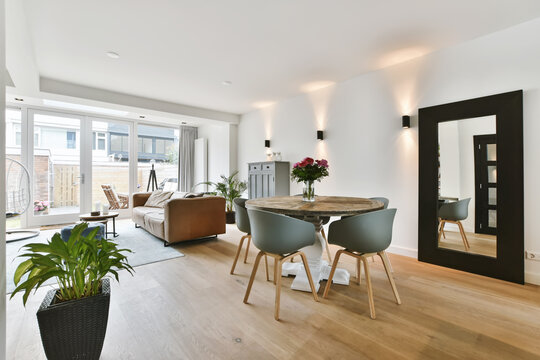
[79,212,119,239]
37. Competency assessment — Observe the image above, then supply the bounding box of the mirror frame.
[418,90,523,284]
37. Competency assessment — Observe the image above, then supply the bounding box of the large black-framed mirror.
[418,90,523,284]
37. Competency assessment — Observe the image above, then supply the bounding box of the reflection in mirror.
[437,115,497,258]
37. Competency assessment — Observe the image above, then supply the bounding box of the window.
[67,131,76,149]
[92,132,106,150]
[156,139,165,154]
[138,136,153,153]
[34,132,40,147]
[110,134,129,152]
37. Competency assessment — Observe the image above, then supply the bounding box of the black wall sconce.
[265,139,271,148]
[317,130,324,140]
[402,115,410,128]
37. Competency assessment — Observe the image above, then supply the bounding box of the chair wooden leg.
[457,222,470,250]
[378,251,401,305]
[299,252,319,302]
[243,235,251,263]
[243,251,264,304]
[230,235,248,275]
[323,249,343,298]
[274,257,278,285]
[361,256,376,319]
[274,258,283,320]
[321,227,333,263]
[438,221,446,243]
[355,258,361,284]
[264,255,270,282]
[381,251,394,274]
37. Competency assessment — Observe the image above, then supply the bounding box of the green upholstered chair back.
[438,198,471,221]
[328,209,397,254]
[370,197,389,209]
[234,198,251,234]
[247,208,316,255]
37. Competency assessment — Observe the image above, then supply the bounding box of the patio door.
[27,109,88,226]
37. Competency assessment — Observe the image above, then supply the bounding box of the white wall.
[197,123,239,185]
[1,0,7,356]
[238,18,540,285]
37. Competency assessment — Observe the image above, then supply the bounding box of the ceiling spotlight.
[14,98,24,102]
[106,51,120,59]
[181,122,187,125]
[139,115,146,119]
[222,80,232,86]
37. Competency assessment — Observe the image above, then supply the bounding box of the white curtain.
[178,126,198,192]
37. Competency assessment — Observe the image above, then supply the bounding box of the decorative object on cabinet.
[248,161,290,199]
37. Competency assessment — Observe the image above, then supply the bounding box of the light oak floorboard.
[6,222,540,359]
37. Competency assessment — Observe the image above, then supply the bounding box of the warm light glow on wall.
[258,103,276,139]
[307,83,336,131]
[316,139,328,159]
[378,46,430,69]
[300,81,336,93]
[252,101,276,109]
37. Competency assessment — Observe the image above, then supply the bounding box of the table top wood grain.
[246,196,383,217]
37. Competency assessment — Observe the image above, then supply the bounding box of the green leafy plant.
[11,223,134,306]
[197,171,247,212]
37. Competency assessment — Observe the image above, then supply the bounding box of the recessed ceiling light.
[139,115,146,119]
[222,80,232,86]
[181,122,187,125]
[106,51,120,59]
[14,98,24,102]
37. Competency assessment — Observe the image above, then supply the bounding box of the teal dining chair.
[323,208,401,319]
[438,198,471,250]
[244,208,319,320]
[230,198,269,279]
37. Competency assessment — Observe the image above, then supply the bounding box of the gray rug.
[6,220,184,294]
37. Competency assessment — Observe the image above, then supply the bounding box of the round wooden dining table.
[245,196,384,292]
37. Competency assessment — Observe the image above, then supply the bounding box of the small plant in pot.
[197,171,247,224]
[11,223,134,360]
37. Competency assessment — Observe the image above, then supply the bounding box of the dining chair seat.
[438,198,471,250]
[323,208,401,319]
[243,208,319,320]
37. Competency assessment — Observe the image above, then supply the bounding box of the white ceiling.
[12,0,540,115]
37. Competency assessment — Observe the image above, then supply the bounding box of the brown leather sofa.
[132,192,226,246]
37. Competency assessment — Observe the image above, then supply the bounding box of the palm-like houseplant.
[198,171,247,223]
[11,223,133,360]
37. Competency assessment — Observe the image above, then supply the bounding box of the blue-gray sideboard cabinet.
[248,161,290,199]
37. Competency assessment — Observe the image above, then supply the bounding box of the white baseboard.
[386,245,540,286]
[525,271,540,285]
[387,245,418,258]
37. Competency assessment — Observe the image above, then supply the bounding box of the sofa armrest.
[132,192,152,208]
[164,196,226,243]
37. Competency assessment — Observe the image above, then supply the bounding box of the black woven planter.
[36,279,110,360]
[226,211,236,224]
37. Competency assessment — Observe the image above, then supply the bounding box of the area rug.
[6,220,184,294]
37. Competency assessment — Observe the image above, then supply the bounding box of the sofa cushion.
[184,192,204,198]
[133,206,159,225]
[143,209,165,239]
[144,190,173,207]
[170,192,188,200]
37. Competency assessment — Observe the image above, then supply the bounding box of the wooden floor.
[6,223,540,359]
[439,230,497,257]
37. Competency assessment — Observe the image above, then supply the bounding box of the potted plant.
[11,223,134,360]
[291,157,329,202]
[197,171,247,224]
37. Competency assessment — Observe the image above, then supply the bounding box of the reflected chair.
[323,209,401,319]
[230,198,269,278]
[244,209,319,320]
[101,184,129,210]
[438,198,471,250]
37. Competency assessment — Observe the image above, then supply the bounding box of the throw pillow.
[184,192,204,198]
[144,190,173,207]
[170,192,188,200]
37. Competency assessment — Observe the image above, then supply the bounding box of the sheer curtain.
[178,126,198,192]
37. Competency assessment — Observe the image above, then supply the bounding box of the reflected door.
[28,110,86,226]
[474,134,497,235]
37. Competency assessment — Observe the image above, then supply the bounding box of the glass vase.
[302,180,315,202]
